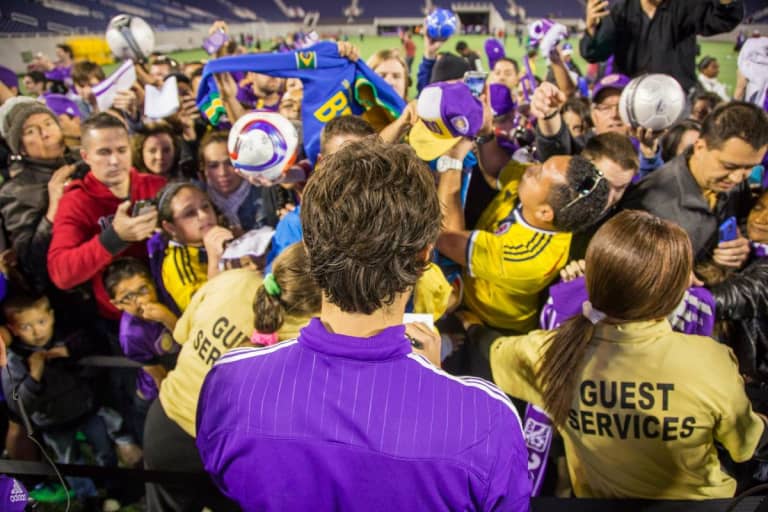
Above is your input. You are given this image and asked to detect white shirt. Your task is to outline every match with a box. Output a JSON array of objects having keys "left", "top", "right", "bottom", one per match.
[{"left": 698, "top": 74, "right": 731, "bottom": 101}]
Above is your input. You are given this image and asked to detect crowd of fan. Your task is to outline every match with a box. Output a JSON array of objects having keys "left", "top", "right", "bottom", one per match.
[{"left": 0, "top": 0, "right": 766, "bottom": 509}]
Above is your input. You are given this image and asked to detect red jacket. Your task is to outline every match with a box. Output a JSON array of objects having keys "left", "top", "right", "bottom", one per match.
[{"left": 48, "top": 168, "right": 166, "bottom": 319}]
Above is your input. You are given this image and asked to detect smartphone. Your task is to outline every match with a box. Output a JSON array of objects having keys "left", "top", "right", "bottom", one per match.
[
  {"left": 132, "top": 199, "right": 156, "bottom": 217},
  {"left": 748, "top": 164, "right": 765, "bottom": 188},
  {"left": 718, "top": 216, "right": 738, "bottom": 243},
  {"left": 202, "top": 30, "right": 229, "bottom": 55},
  {"left": 463, "top": 71, "right": 488, "bottom": 97}
]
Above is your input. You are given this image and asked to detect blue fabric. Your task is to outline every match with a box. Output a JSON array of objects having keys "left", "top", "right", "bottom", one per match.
[
  {"left": 417, "top": 57, "right": 436, "bottom": 94},
  {"left": 638, "top": 145, "right": 664, "bottom": 179},
  {"left": 196, "top": 42, "right": 406, "bottom": 164},
  {"left": 265, "top": 206, "right": 303, "bottom": 272}
]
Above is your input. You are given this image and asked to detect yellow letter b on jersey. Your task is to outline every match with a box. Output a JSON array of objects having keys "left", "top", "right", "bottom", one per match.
[{"left": 314, "top": 91, "right": 352, "bottom": 123}]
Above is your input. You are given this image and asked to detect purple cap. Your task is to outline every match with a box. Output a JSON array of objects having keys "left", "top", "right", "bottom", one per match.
[
  {"left": 0, "top": 476, "right": 27, "bottom": 512},
  {"left": 489, "top": 83, "right": 516, "bottom": 116},
  {"left": 0, "top": 66, "right": 18, "bottom": 90},
  {"left": 592, "top": 73, "right": 630, "bottom": 103},
  {"left": 484, "top": 38, "right": 506, "bottom": 71},
  {"left": 416, "top": 81, "right": 483, "bottom": 138},
  {"left": 42, "top": 93, "right": 81, "bottom": 118},
  {"left": 410, "top": 81, "right": 484, "bottom": 160},
  {"left": 561, "top": 42, "right": 574, "bottom": 55}
]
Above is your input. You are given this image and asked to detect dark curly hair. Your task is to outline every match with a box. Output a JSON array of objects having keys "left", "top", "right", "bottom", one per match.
[
  {"left": 548, "top": 155, "right": 610, "bottom": 233},
  {"left": 301, "top": 138, "right": 442, "bottom": 314}
]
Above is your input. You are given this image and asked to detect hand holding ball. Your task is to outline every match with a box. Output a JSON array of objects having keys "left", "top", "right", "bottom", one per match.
[{"left": 619, "top": 74, "right": 686, "bottom": 131}]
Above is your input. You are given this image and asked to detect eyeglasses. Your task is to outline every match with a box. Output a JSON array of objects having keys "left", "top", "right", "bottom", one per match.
[
  {"left": 593, "top": 102, "right": 620, "bottom": 114},
  {"left": 562, "top": 169, "right": 605, "bottom": 210},
  {"left": 115, "top": 285, "right": 150, "bottom": 306}
]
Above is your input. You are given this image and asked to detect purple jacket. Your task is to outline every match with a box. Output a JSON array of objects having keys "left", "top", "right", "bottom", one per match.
[
  {"left": 119, "top": 312, "right": 178, "bottom": 400},
  {"left": 541, "top": 276, "right": 715, "bottom": 335},
  {"left": 197, "top": 317, "right": 531, "bottom": 511}
]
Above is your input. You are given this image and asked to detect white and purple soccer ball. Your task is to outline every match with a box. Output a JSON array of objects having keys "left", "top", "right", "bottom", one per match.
[
  {"left": 619, "top": 74, "right": 686, "bottom": 131},
  {"left": 106, "top": 14, "right": 155, "bottom": 61},
  {"left": 228, "top": 111, "right": 299, "bottom": 184},
  {"left": 424, "top": 8, "right": 458, "bottom": 41}
]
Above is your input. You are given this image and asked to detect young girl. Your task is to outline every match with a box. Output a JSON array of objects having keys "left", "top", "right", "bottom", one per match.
[
  {"left": 251, "top": 242, "right": 322, "bottom": 346},
  {"left": 154, "top": 181, "right": 233, "bottom": 312}
]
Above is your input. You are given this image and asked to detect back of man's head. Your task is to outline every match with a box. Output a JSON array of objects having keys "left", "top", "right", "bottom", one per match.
[
  {"left": 319, "top": 115, "right": 376, "bottom": 156},
  {"left": 700, "top": 101, "right": 768, "bottom": 151},
  {"left": 582, "top": 132, "right": 639, "bottom": 173},
  {"left": 549, "top": 156, "right": 610, "bottom": 232},
  {"left": 301, "top": 139, "right": 441, "bottom": 315},
  {"left": 81, "top": 112, "right": 128, "bottom": 148}
]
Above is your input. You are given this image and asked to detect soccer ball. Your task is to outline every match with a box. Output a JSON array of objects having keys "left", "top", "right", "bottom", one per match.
[
  {"left": 228, "top": 112, "right": 299, "bottom": 184},
  {"left": 619, "top": 74, "right": 686, "bottom": 131},
  {"left": 106, "top": 14, "right": 155, "bottom": 61},
  {"left": 424, "top": 9, "right": 458, "bottom": 41}
]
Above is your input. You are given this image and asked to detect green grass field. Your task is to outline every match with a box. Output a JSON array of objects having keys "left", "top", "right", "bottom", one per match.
[{"left": 102, "top": 35, "right": 740, "bottom": 99}]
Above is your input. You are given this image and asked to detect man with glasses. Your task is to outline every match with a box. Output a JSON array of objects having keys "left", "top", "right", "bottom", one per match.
[
  {"left": 532, "top": 74, "right": 631, "bottom": 161},
  {"left": 622, "top": 102, "right": 768, "bottom": 266},
  {"left": 437, "top": 154, "right": 610, "bottom": 342}
]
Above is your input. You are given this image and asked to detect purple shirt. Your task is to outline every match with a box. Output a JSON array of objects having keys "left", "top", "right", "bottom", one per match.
[
  {"left": 119, "top": 313, "right": 178, "bottom": 400},
  {"left": 197, "top": 317, "right": 531, "bottom": 511}
]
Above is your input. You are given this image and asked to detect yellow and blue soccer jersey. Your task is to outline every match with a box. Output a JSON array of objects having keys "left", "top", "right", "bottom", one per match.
[
  {"left": 464, "top": 161, "right": 571, "bottom": 332},
  {"left": 412, "top": 262, "right": 453, "bottom": 321},
  {"left": 161, "top": 242, "right": 209, "bottom": 313},
  {"left": 196, "top": 41, "right": 405, "bottom": 163}
]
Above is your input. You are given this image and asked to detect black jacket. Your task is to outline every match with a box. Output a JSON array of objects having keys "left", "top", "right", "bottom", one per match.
[
  {"left": 1, "top": 336, "right": 96, "bottom": 431},
  {"left": 710, "top": 258, "right": 768, "bottom": 382},
  {"left": 620, "top": 149, "right": 752, "bottom": 262},
  {"left": 580, "top": 0, "right": 743, "bottom": 92},
  {"left": 0, "top": 150, "right": 81, "bottom": 292}
]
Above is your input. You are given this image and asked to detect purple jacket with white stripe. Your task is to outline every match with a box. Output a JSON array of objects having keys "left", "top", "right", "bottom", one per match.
[{"left": 196, "top": 317, "right": 531, "bottom": 511}]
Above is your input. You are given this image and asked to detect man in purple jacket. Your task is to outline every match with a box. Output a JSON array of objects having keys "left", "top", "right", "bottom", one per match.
[{"left": 196, "top": 138, "right": 531, "bottom": 510}]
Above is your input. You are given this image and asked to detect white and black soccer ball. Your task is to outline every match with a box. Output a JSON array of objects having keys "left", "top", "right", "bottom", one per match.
[
  {"left": 228, "top": 112, "right": 299, "bottom": 184},
  {"left": 106, "top": 14, "right": 155, "bottom": 61},
  {"left": 619, "top": 74, "right": 686, "bottom": 131}
]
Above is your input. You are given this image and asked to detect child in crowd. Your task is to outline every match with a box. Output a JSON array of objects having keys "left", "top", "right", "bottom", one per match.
[
  {"left": 251, "top": 242, "right": 322, "bottom": 345},
  {"left": 104, "top": 258, "right": 180, "bottom": 418},
  {"left": 152, "top": 182, "right": 234, "bottom": 313},
  {"left": 0, "top": 293, "right": 119, "bottom": 499}
]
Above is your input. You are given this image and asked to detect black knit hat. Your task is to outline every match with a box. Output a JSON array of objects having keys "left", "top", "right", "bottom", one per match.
[
  {"left": 0, "top": 98, "right": 60, "bottom": 155},
  {"left": 429, "top": 53, "right": 471, "bottom": 84}
]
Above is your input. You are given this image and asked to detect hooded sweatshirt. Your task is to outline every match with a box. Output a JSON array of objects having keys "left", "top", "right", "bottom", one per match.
[{"left": 47, "top": 168, "right": 166, "bottom": 319}]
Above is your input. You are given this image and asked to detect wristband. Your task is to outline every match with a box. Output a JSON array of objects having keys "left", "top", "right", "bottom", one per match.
[
  {"left": 541, "top": 109, "right": 560, "bottom": 121},
  {"left": 474, "top": 132, "right": 495, "bottom": 145}
]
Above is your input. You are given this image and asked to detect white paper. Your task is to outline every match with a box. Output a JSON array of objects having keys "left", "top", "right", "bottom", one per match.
[
  {"left": 92, "top": 60, "right": 136, "bottom": 112},
  {"left": 144, "top": 76, "right": 180, "bottom": 119},
  {"left": 403, "top": 313, "right": 435, "bottom": 330},
  {"left": 218, "top": 226, "right": 275, "bottom": 270}
]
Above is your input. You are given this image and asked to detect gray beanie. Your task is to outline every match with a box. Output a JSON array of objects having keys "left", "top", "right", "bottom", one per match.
[{"left": 0, "top": 97, "right": 61, "bottom": 155}]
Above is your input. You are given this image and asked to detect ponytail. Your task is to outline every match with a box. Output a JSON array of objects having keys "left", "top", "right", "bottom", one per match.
[
  {"left": 253, "top": 277, "right": 285, "bottom": 334},
  {"left": 537, "top": 315, "right": 596, "bottom": 427},
  {"left": 250, "top": 243, "right": 323, "bottom": 344}
]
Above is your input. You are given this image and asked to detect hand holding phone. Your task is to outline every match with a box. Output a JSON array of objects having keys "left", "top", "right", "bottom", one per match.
[
  {"left": 132, "top": 199, "right": 156, "bottom": 217},
  {"left": 464, "top": 71, "right": 488, "bottom": 97},
  {"left": 718, "top": 216, "right": 738, "bottom": 243}
]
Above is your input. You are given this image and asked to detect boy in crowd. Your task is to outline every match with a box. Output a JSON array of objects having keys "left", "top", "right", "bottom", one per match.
[
  {"left": 0, "top": 293, "right": 119, "bottom": 499},
  {"left": 104, "top": 258, "right": 179, "bottom": 439}
]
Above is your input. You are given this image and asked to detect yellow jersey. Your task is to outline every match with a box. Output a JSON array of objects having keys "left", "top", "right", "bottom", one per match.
[
  {"left": 465, "top": 161, "right": 571, "bottom": 332},
  {"left": 161, "top": 241, "right": 208, "bottom": 313}
]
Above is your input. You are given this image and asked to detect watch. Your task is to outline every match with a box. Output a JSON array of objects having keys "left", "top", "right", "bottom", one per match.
[{"left": 436, "top": 156, "right": 464, "bottom": 173}]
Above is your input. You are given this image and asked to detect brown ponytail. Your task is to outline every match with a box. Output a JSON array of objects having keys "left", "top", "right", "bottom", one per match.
[
  {"left": 253, "top": 242, "right": 322, "bottom": 334},
  {"left": 537, "top": 210, "right": 693, "bottom": 427}
]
